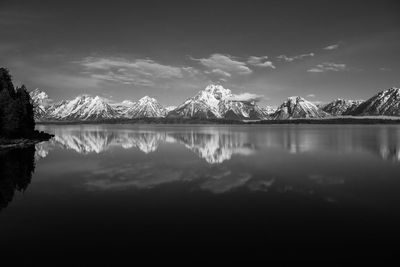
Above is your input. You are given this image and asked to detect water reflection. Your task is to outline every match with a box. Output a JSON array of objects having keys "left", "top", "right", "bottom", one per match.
[
  {"left": 2, "top": 126, "right": 399, "bottom": 259},
  {"left": 29, "top": 125, "right": 400, "bottom": 198},
  {"left": 36, "top": 125, "right": 400, "bottom": 163},
  {"left": 36, "top": 127, "right": 256, "bottom": 164},
  {"left": 261, "top": 126, "right": 400, "bottom": 161},
  {"left": 0, "top": 146, "right": 35, "bottom": 211}
]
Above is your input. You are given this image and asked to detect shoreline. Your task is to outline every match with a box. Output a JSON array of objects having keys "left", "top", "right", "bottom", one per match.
[
  {"left": 0, "top": 131, "right": 54, "bottom": 150},
  {"left": 35, "top": 116, "right": 400, "bottom": 125},
  {"left": 0, "top": 138, "right": 45, "bottom": 150}
]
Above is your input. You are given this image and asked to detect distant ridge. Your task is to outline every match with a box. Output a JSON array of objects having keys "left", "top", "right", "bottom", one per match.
[
  {"left": 272, "top": 96, "right": 329, "bottom": 119},
  {"left": 351, "top": 87, "right": 400, "bottom": 116},
  {"left": 322, "top": 99, "right": 364, "bottom": 116},
  {"left": 30, "top": 85, "right": 400, "bottom": 122}
]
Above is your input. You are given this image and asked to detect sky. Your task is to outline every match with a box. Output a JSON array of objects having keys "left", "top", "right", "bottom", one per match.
[{"left": 1, "top": 0, "right": 399, "bottom": 107}]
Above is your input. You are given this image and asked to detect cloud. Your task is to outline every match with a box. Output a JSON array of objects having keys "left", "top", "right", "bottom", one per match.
[
  {"left": 201, "top": 173, "right": 252, "bottom": 194},
  {"left": 227, "top": 92, "right": 264, "bottom": 102},
  {"left": 256, "top": 61, "right": 276, "bottom": 69},
  {"left": 79, "top": 57, "right": 190, "bottom": 86},
  {"left": 307, "top": 62, "right": 348, "bottom": 73},
  {"left": 247, "top": 56, "right": 276, "bottom": 69},
  {"left": 191, "top": 53, "right": 252, "bottom": 76},
  {"left": 307, "top": 94, "right": 316, "bottom": 98},
  {"left": 86, "top": 163, "right": 184, "bottom": 190},
  {"left": 247, "top": 56, "right": 268, "bottom": 65},
  {"left": 307, "top": 68, "right": 324, "bottom": 73},
  {"left": 311, "top": 100, "right": 324, "bottom": 106},
  {"left": 323, "top": 44, "right": 340, "bottom": 50},
  {"left": 91, "top": 73, "right": 154, "bottom": 86},
  {"left": 276, "top": 53, "right": 315, "bottom": 62},
  {"left": 208, "top": 68, "right": 232, "bottom": 77}
]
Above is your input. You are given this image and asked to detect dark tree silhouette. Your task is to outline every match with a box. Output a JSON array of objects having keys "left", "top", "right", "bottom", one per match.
[
  {"left": 0, "top": 67, "right": 47, "bottom": 138},
  {"left": 0, "top": 67, "right": 15, "bottom": 98},
  {"left": 0, "top": 146, "right": 35, "bottom": 211},
  {"left": 16, "top": 85, "right": 36, "bottom": 135}
]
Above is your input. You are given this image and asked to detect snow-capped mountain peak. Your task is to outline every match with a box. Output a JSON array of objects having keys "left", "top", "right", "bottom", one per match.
[
  {"left": 30, "top": 88, "right": 51, "bottom": 120},
  {"left": 48, "top": 94, "right": 118, "bottom": 121},
  {"left": 203, "top": 84, "right": 232, "bottom": 100},
  {"left": 322, "top": 98, "right": 364, "bottom": 115},
  {"left": 351, "top": 87, "right": 400, "bottom": 116},
  {"left": 110, "top": 100, "right": 136, "bottom": 115},
  {"left": 32, "top": 86, "right": 399, "bottom": 121},
  {"left": 171, "top": 84, "right": 268, "bottom": 120},
  {"left": 124, "top": 96, "right": 166, "bottom": 118},
  {"left": 138, "top": 95, "right": 158, "bottom": 104},
  {"left": 30, "top": 88, "right": 49, "bottom": 102},
  {"left": 272, "top": 96, "right": 329, "bottom": 119}
]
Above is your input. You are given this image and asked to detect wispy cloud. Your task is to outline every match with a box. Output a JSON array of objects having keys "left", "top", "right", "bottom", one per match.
[
  {"left": 311, "top": 100, "right": 324, "bottom": 106},
  {"left": 207, "top": 68, "right": 232, "bottom": 77},
  {"left": 307, "top": 94, "right": 316, "bottom": 98},
  {"left": 276, "top": 52, "right": 315, "bottom": 62},
  {"left": 247, "top": 56, "right": 276, "bottom": 69},
  {"left": 307, "top": 62, "right": 348, "bottom": 73},
  {"left": 79, "top": 57, "right": 191, "bottom": 86},
  {"left": 323, "top": 44, "right": 340, "bottom": 50},
  {"left": 227, "top": 92, "right": 264, "bottom": 102},
  {"left": 90, "top": 73, "right": 154, "bottom": 86},
  {"left": 191, "top": 53, "right": 252, "bottom": 77},
  {"left": 81, "top": 57, "right": 183, "bottom": 78}
]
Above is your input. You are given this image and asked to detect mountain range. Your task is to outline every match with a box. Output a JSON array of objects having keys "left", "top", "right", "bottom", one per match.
[{"left": 30, "top": 85, "right": 400, "bottom": 122}]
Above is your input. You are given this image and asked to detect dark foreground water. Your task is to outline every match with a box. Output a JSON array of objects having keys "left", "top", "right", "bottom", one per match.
[{"left": 1, "top": 124, "right": 400, "bottom": 263}]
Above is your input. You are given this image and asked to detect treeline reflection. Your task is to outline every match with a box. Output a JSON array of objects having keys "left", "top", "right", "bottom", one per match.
[{"left": 0, "top": 146, "right": 35, "bottom": 211}]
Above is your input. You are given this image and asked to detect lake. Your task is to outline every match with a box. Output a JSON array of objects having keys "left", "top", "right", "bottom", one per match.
[{"left": 1, "top": 124, "right": 400, "bottom": 263}]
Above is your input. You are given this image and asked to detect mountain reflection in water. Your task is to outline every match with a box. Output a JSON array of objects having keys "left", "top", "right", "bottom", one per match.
[
  {"left": 30, "top": 125, "right": 400, "bottom": 195},
  {"left": 36, "top": 127, "right": 256, "bottom": 163},
  {"left": 36, "top": 125, "right": 400, "bottom": 163},
  {"left": 2, "top": 125, "right": 400, "bottom": 262}
]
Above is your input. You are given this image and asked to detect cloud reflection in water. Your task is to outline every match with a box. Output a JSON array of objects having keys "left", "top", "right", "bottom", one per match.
[{"left": 34, "top": 125, "right": 400, "bottom": 196}]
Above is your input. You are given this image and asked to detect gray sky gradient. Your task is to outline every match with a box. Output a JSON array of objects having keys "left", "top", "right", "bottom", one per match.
[{"left": 1, "top": 0, "right": 399, "bottom": 106}]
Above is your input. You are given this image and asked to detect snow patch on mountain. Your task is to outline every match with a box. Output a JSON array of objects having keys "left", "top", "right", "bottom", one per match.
[
  {"left": 322, "top": 99, "right": 364, "bottom": 115},
  {"left": 171, "top": 84, "right": 268, "bottom": 120},
  {"left": 48, "top": 95, "right": 118, "bottom": 121},
  {"left": 31, "top": 86, "right": 399, "bottom": 121},
  {"left": 165, "top": 106, "right": 177, "bottom": 112},
  {"left": 351, "top": 87, "right": 400, "bottom": 116},
  {"left": 111, "top": 100, "right": 136, "bottom": 115},
  {"left": 30, "top": 88, "right": 51, "bottom": 120},
  {"left": 124, "top": 96, "right": 167, "bottom": 118},
  {"left": 272, "top": 96, "right": 329, "bottom": 119},
  {"left": 261, "top": 106, "right": 277, "bottom": 115}
]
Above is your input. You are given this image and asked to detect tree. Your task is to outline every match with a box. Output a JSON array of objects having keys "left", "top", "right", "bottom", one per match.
[
  {"left": 0, "top": 68, "right": 15, "bottom": 98},
  {"left": 16, "top": 85, "right": 35, "bottom": 135},
  {"left": 0, "top": 68, "right": 36, "bottom": 137}
]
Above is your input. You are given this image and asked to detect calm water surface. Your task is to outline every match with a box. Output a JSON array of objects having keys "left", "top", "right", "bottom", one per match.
[{"left": 1, "top": 124, "right": 400, "bottom": 261}]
